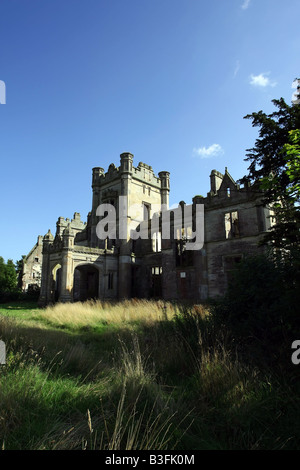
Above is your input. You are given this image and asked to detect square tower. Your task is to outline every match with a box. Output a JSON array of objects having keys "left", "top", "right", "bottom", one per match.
[{"left": 90, "top": 153, "right": 170, "bottom": 247}]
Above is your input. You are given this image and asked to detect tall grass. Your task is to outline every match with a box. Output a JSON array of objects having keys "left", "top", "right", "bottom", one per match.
[
  {"left": 34, "top": 299, "right": 177, "bottom": 330},
  {"left": 0, "top": 299, "right": 299, "bottom": 450}
]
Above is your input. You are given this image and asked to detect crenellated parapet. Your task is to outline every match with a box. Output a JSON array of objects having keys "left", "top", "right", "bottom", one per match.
[
  {"left": 56, "top": 212, "right": 86, "bottom": 237},
  {"left": 91, "top": 153, "right": 168, "bottom": 189},
  {"left": 132, "top": 161, "right": 161, "bottom": 188}
]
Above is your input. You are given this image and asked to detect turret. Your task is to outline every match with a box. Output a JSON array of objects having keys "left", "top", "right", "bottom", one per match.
[
  {"left": 62, "top": 223, "right": 75, "bottom": 248},
  {"left": 92, "top": 167, "right": 105, "bottom": 187},
  {"left": 43, "top": 229, "right": 54, "bottom": 244},
  {"left": 210, "top": 169, "right": 223, "bottom": 194},
  {"left": 158, "top": 171, "right": 170, "bottom": 208},
  {"left": 120, "top": 152, "right": 133, "bottom": 174}
]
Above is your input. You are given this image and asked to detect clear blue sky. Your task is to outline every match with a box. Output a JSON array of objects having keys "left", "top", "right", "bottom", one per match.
[{"left": 0, "top": 0, "right": 299, "bottom": 263}]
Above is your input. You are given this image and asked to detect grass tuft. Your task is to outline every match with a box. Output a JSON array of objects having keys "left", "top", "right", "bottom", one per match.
[{"left": 0, "top": 299, "right": 299, "bottom": 450}]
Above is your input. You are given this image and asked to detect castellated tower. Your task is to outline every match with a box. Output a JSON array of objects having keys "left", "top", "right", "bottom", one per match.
[
  {"left": 39, "top": 152, "right": 170, "bottom": 306},
  {"left": 90, "top": 152, "right": 170, "bottom": 247},
  {"left": 89, "top": 152, "right": 170, "bottom": 298}
]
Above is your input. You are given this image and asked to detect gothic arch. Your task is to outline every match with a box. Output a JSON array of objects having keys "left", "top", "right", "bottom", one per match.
[
  {"left": 73, "top": 262, "right": 102, "bottom": 301},
  {"left": 51, "top": 263, "right": 62, "bottom": 302}
]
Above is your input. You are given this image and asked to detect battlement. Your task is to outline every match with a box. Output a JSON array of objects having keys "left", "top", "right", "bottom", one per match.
[
  {"left": 92, "top": 153, "right": 169, "bottom": 190},
  {"left": 56, "top": 212, "right": 86, "bottom": 237},
  {"left": 132, "top": 161, "right": 161, "bottom": 187}
]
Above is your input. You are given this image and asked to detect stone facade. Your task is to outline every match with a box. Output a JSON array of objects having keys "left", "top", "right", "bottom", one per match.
[
  {"left": 21, "top": 235, "right": 43, "bottom": 292},
  {"left": 38, "top": 153, "right": 272, "bottom": 306}
]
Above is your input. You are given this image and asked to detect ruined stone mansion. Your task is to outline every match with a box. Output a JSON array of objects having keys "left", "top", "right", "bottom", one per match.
[{"left": 21, "top": 152, "right": 273, "bottom": 305}]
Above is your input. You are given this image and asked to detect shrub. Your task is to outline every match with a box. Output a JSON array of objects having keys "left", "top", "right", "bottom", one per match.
[{"left": 212, "top": 253, "right": 300, "bottom": 363}]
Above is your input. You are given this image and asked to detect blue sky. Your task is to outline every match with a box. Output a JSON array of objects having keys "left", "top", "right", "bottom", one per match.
[{"left": 0, "top": 0, "right": 299, "bottom": 263}]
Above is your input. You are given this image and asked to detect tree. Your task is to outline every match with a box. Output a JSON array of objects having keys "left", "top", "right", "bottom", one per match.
[
  {"left": 284, "top": 129, "right": 300, "bottom": 201},
  {"left": 15, "top": 257, "right": 25, "bottom": 289},
  {"left": 0, "top": 257, "right": 18, "bottom": 293},
  {"left": 5, "top": 259, "right": 18, "bottom": 292},
  {"left": 242, "top": 81, "right": 300, "bottom": 251},
  {"left": 0, "top": 257, "right": 6, "bottom": 291}
]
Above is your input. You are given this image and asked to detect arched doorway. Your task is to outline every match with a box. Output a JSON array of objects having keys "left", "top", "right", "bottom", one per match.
[
  {"left": 52, "top": 264, "right": 62, "bottom": 302},
  {"left": 73, "top": 264, "right": 100, "bottom": 301}
]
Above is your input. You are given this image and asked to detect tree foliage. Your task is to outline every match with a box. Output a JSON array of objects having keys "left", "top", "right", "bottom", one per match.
[
  {"left": 242, "top": 82, "right": 300, "bottom": 250},
  {"left": 0, "top": 257, "right": 18, "bottom": 294},
  {"left": 215, "top": 83, "right": 300, "bottom": 363},
  {"left": 212, "top": 253, "right": 300, "bottom": 366}
]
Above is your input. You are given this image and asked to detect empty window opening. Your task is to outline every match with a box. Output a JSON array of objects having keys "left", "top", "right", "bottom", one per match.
[
  {"left": 151, "top": 266, "right": 162, "bottom": 275},
  {"left": 143, "top": 202, "right": 151, "bottom": 221},
  {"left": 151, "top": 266, "right": 162, "bottom": 298},
  {"left": 176, "top": 226, "right": 193, "bottom": 241},
  {"left": 108, "top": 272, "right": 114, "bottom": 290},
  {"left": 225, "top": 211, "right": 239, "bottom": 239},
  {"left": 152, "top": 232, "right": 162, "bottom": 252}
]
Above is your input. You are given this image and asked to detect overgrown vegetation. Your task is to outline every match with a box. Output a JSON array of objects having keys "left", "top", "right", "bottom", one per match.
[
  {"left": 241, "top": 80, "right": 300, "bottom": 251},
  {"left": 1, "top": 84, "right": 299, "bottom": 450},
  {"left": 0, "top": 280, "right": 299, "bottom": 450},
  {"left": 0, "top": 256, "right": 39, "bottom": 303},
  {"left": 0, "top": 257, "right": 18, "bottom": 301}
]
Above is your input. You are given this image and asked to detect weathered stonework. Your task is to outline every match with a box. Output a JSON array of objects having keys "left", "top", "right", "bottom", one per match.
[
  {"left": 37, "top": 153, "right": 272, "bottom": 306},
  {"left": 21, "top": 235, "right": 43, "bottom": 292}
]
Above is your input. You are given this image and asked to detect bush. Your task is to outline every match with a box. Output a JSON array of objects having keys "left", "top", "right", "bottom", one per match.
[{"left": 211, "top": 253, "right": 300, "bottom": 362}]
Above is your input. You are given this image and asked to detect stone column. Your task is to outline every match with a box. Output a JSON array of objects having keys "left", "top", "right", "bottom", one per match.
[
  {"left": 91, "top": 167, "right": 105, "bottom": 247},
  {"left": 158, "top": 171, "right": 170, "bottom": 208},
  {"left": 59, "top": 224, "right": 75, "bottom": 303},
  {"left": 118, "top": 152, "right": 133, "bottom": 298},
  {"left": 38, "top": 230, "right": 54, "bottom": 307}
]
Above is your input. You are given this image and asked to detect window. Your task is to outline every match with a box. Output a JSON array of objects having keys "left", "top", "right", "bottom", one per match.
[
  {"left": 227, "top": 187, "right": 231, "bottom": 197},
  {"left": 151, "top": 266, "right": 162, "bottom": 275},
  {"left": 176, "top": 226, "right": 193, "bottom": 241},
  {"left": 175, "top": 226, "right": 194, "bottom": 267},
  {"left": 34, "top": 257, "right": 39, "bottom": 262},
  {"left": 151, "top": 266, "right": 162, "bottom": 297},
  {"left": 108, "top": 272, "right": 114, "bottom": 290},
  {"left": 152, "top": 232, "right": 162, "bottom": 252},
  {"left": 143, "top": 202, "right": 151, "bottom": 221},
  {"left": 225, "top": 211, "right": 239, "bottom": 239}
]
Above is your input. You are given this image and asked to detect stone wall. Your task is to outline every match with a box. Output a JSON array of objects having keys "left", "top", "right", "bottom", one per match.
[
  {"left": 21, "top": 235, "right": 43, "bottom": 291},
  {"left": 37, "top": 154, "right": 272, "bottom": 306}
]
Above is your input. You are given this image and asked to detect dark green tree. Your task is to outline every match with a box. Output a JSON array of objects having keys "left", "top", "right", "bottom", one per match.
[
  {"left": 15, "top": 257, "right": 25, "bottom": 289},
  {"left": 0, "top": 256, "right": 6, "bottom": 291},
  {"left": 0, "top": 257, "right": 18, "bottom": 293},
  {"left": 5, "top": 259, "right": 18, "bottom": 292},
  {"left": 242, "top": 80, "right": 300, "bottom": 251}
]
